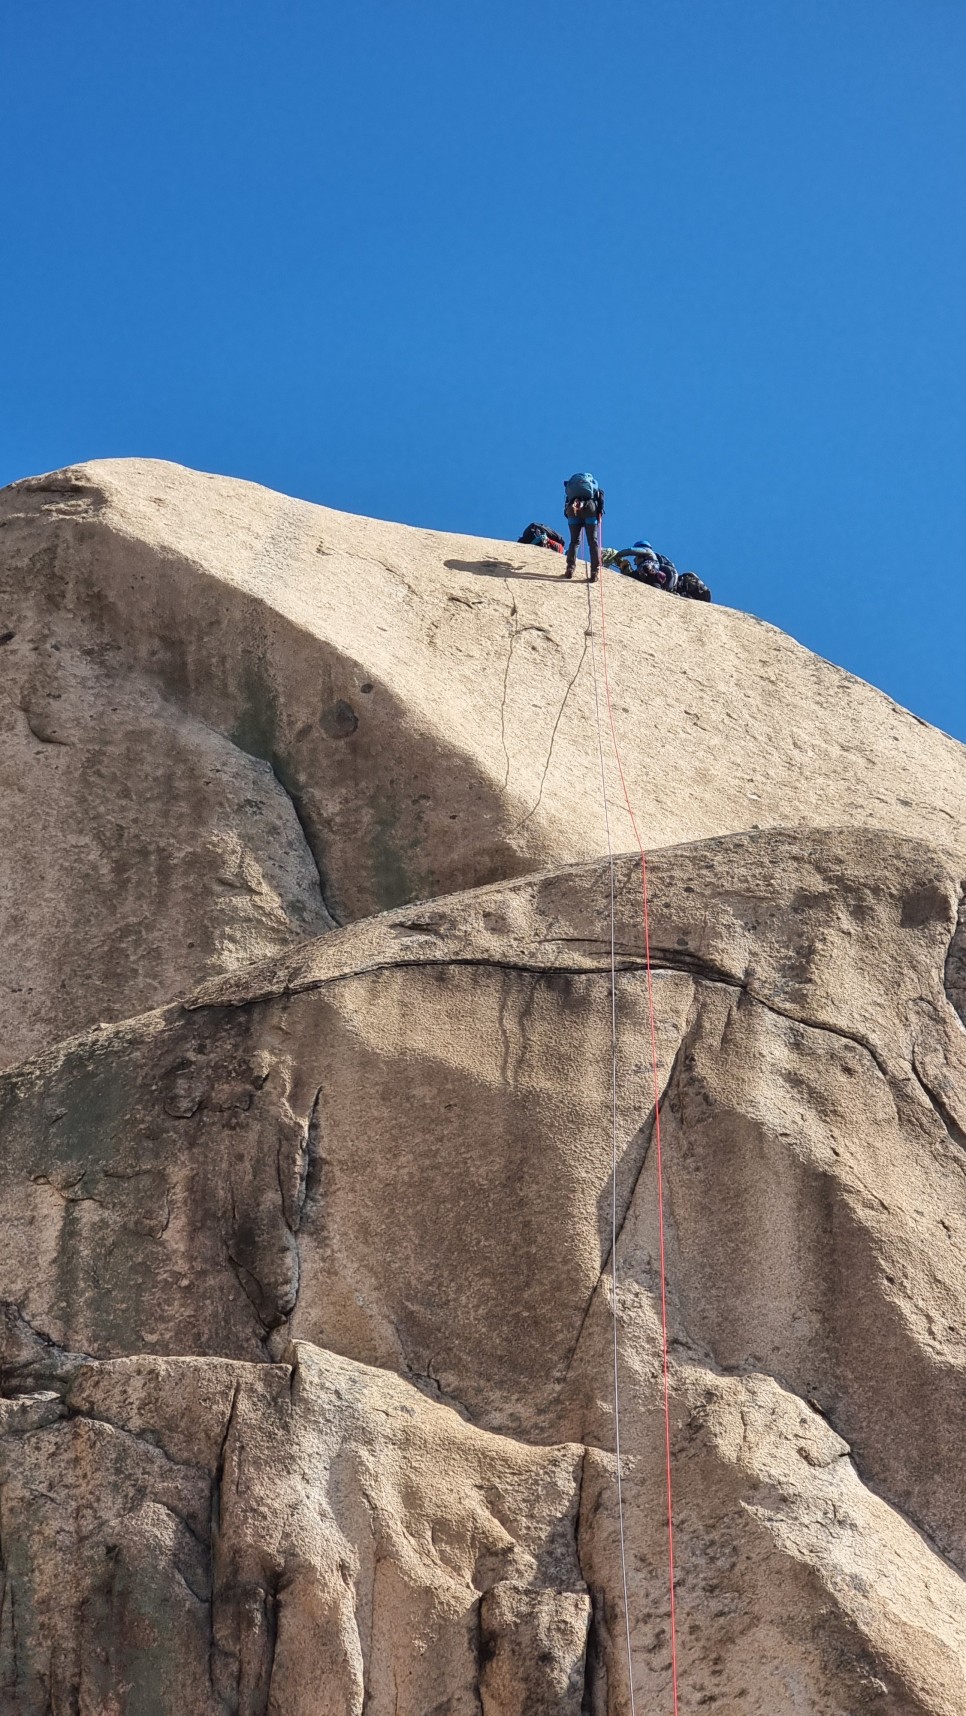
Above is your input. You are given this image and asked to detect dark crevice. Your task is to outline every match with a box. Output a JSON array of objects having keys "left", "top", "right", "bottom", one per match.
[
  {"left": 187, "top": 953, "right": 665, "bottom": 1018},
  {"left": 226, "top": 1250, "right": 293, "bottom": 1336},
  {"left": 563, "top": 1009, "right": 698, "bottom": 1389},
  {"left": 208, "top": 1379, "right": 243, "bottom": 1708},
  {"left": 473, "top": 1592, "right": 488, "bottom": 1716},
  {"left": 261, "top": 1571, "right": 282, "bottom": 1716},
  {"left": 563, "top": 1127, "right": 651, "bottom": 1387},
  {"left": 943, "top": 890, "right": 966, "bottom": 1028},
  {"left": 267, "top": 757, "right": 342, "bottom": 929},
  {"left": 292, "top": 1094, "right": 314, "bottom": 1233},
  {"left": 300, "top": 1085, "right": 325, "bottom": 1229},
  {"left": 0, "top": 1302, "right": 90, "bottom": 1398},
  {"left": 579, "top": 1590, "right": 606, "bottom": 1716},
  {"left": 276, "top": 1136, "right": 297, "bottom": 1238},
  {"left": 211, "top": 1381, "right": 241, "bottom": 1544},
  {"left": 287, "top": 1348, "right": 301, "bottom": 1411},
  {"left": 575, "top": 1450, "right": 606, "bottom": 1716},
  {"left": 909, "top": 1056, "right": 966, "bottom": 1158}
]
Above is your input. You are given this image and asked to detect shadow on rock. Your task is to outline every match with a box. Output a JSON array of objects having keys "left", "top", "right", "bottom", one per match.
[{"left": 444, "top": 557, "right": 567, "bottom": 582}]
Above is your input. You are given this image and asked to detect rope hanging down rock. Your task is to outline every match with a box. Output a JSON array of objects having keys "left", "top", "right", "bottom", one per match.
[{"left": 584, "top": 540, "right": 681, "bottom": 1716}]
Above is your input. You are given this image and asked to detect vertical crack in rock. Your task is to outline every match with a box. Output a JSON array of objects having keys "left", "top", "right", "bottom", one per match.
[
  {"left": 267, "top": 1086, "right": 325, "bottom": 1359},
  {"left": 473, "top": 1591, "right": 489, "bottom": 1716},
  {"left": 261, "top": 1569, "right": 281, "bottom": 1716},
  {"left": 580, "top": 1592, "right": 606, "bottom": 1716},
  {"left": 498, "top": 588, "right": 520, "bottom": 791},
  {"left": 563, "top": 1017, "right": 694, "bottom": 1386},
  {"left": 211, "top": 1381, "right": 241, "bottom": 1546},
  {"left": 267, "top": 759, "right": 342, "bottom": 930},
  {"left": 944, "top": 889, "right": 966, "bottom": 1028},
  {"left": 302, "top": 1084, "right": 325, "bottom": 1223},
  {"left": 0, "top": 1481, "right": 13, "bottom": 1699},
  {"left": 209, "top": 1381, "right": 241, "bottom": 1703},
  {"left": 514, "top": 624, "right": 590, "bottom": 831},
  {"left": 575, "top": 1450, "right": 605, "bottom": 1716},
  {"left": 909, "top": 1058, "right": 966, "bottom": 1157}
]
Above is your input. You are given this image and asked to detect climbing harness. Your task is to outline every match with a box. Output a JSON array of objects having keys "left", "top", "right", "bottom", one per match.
[{"left": 585, "top": 536, "right": 681, "bottom": 1715}]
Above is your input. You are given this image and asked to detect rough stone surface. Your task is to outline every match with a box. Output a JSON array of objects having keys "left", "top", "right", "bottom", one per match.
[
  {"left": 4, "top": 457, "right": 966, "bottom": 1065},
  {"left": 2, "top": 460, "right": 966, "bottom": 1711},
  {"left": 0, "top": 1345, "right": 589, "bottom": 1716},
  {"left": 2, "top": 826, "right": 966, "bottom": 1709}
]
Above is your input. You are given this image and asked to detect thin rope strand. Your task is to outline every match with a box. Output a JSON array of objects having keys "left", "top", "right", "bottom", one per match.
[
  {"left": 596, "top": 565, "right": 681, "bottom": 1716},
  {"left": 584, "top": 557, "right": 638, "bottom": 1716}
]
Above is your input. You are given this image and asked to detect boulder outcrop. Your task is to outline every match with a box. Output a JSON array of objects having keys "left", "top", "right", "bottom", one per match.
[{"left": 1, "top": 460, "right": 965, "bottom": 1712}]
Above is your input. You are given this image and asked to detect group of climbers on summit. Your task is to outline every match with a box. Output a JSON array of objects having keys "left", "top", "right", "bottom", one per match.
[{"left": 518, "top": 472, "right": 712, "bottom": 601}]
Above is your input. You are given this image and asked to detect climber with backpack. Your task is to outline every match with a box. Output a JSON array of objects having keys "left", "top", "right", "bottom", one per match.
[
  {"left": 612, "top": 540, "right": 713, "bottom": 602},
  {"left": 614, "top": 541, "right": 680, "bottom": 592},
  {"left": 563, "top": 473, "right": 604, "bottom": 581}
]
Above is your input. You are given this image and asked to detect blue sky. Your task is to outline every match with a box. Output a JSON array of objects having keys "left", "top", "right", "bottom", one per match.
[{"left": 2, "top": 0, "right": 964, "bottom": 740}]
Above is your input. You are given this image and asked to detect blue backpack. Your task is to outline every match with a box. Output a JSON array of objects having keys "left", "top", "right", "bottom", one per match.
[
  {"left": 564, "top": 472, "right": 600, "bottom": 519},
  {"left": 565, "top": 472, "right": 598, "bottom": 502}
]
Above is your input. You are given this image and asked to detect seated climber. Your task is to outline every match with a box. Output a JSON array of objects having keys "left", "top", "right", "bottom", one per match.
[
  {"left": 612, "top": 543, "right": 712, "bottom": 599},
  {"left": 563, "top": 473, "right": 604, "bottom": 582},
  {"left": 614, "top": 541, "right": 679, "bottom": 592},
  {"left": 518, "top": 522, "right": 566, "bottom": 554}
]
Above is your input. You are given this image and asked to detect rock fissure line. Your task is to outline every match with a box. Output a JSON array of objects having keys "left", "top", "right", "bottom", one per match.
[
  {"left": 183, "top": 944, "right": 891, "bottom": 1092},
  {"left": 61, "top": 1401, "right": 206, "bottom": 1487},
  {"left": 910, "top": 1056, "right": 966, "bottom": 1160},
  {"left": 189, "top": 947, "right": 907, "bottom": 1125},
  {"left": 211, "top": 1381, "right": 241, "bottom": 1546},
  {"left": 512, "top": 624, "right": 590, "bottom": 832},
  {"left": 944, "top": 889, "right": 966, "bottom": 1026},
  {"left": 266, "top": 759, "right": 341, "bottom": 930},
  {"left": 0, "top": 1303, "right": 88, "bottom": 1398},
  {"left": 497, "top": 588, "right": 520, "bottom": 792},
  {"left": 561, "top": 1023, "right": 694, "bottom": 1391}
]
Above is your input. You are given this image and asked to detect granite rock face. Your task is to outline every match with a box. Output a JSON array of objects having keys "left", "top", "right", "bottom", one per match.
[
  {"left": 3, "top": 457, "right": 966, "bottom": 1065},
  {"left": 1, "top": 461, "right": 966, "bottom": 1713},
  {"left": 0, "top": 1346, "right": 590, "bottom": 1716}
]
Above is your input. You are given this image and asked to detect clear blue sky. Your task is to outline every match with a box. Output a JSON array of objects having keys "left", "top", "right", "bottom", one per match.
[{"left": 3, "top": 1, "right": 964, "bottom": 740}]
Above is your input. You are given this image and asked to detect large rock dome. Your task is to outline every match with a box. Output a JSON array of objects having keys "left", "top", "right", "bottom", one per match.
[{"left": 1, "top": 459, "right": 964, "bottom": 1713}]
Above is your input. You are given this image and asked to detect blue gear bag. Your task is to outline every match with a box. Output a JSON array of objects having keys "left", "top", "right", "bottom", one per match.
[{"left": 565, "top": 472, "right": 598, "bottom": 504}]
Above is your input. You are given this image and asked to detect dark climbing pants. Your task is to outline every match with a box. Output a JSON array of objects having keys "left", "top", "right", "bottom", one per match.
[{"left": 566, "top": 517, "right": 601, "bottom": 573}]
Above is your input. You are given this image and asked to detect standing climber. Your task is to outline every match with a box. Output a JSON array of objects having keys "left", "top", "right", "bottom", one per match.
[{"left": 563, "top": 473, "right": 604, "bottom": 581}]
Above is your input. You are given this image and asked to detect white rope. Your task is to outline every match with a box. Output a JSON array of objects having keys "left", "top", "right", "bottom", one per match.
[{"left": 585, "top": 570, "right": 637, "bottom": 1716}]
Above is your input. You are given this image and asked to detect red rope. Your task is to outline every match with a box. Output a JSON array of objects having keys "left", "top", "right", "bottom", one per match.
[{"left": 595, "top": 562, "right": 681, "bottom": 1715}]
